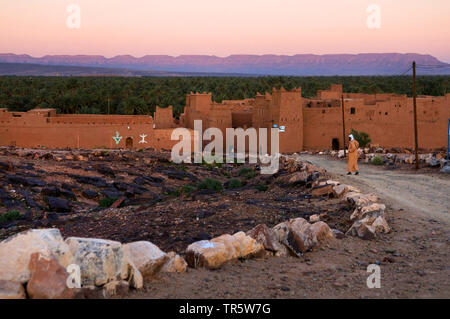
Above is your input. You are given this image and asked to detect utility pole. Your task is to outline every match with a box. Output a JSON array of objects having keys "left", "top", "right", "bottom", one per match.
[
  {"left": 341, "top": 94, "right": 346, "bottom": 157},
  {"left": 412, "top": 61, "right": 419, "bottom": 170},
  {"left": 447, "top": 119, "right": 449, "bottom": 163}
]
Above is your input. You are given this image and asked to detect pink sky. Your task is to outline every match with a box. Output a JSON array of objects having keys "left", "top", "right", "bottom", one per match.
[{"left": 1, "top": 0, "right": 449, "bottom": 62}]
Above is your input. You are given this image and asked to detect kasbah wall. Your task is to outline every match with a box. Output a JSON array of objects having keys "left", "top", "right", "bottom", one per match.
[{"left": 0, "top": 84, "right": 449, "bottom": 153}]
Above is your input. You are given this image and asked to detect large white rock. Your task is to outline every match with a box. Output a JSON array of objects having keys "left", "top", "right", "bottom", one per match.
[
  {"left": 210, "top": 234, "right": 240, "bottom": 260},
  {"left": 344, "top": 192, "right": 378, "bottom": 207},
  {"left": 161, "top": 252, "right": 188, "bottom": 273},
  {"left": 271, "top": 218, "right": 334, "bottom": 257},
  {"left": 347, "top": 215, "right": 390, "bottom": 240},
  {"left": 0, "top": 229, "right": 73, "bottom": 283},
  {"left": 350, "top": 203, "right": 386, "bottom": 221},
  {"left": 333, "top": 184, "right": 359, "bottom": 198},
  {"left": 231, "top": 231, "right": 264, "bottom": 258},
  {"left": 371, "top": 216, "right": 391, "bottom": 234},
  {"left": 185, "top": 232, "right": 264, "bottom": 270},
  {"left": 65, "top": 237, "right": 128, "bottom": 287},
  {"left": 246, "top": 224, "right": 279, "bottom": 253},
  {"left": 270, "top": 222, "right": 292, "bottom": 256},
  {"left": 185, "top": 240, "right": 230, "bottom": 269},
  {"left": 123, "top": 241, "right": 168, "bottom": 278},
  {"left": 309, "top": 221, "right": 334, "bottom": 246},
  {"left": 287, "top": 218, "right": 333, "bottom": 253}
]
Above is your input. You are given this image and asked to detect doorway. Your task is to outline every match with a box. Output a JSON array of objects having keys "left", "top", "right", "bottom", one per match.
[
  {"left": 126, "top": 137, "right": 133, "bottom": 149},
  {"left": 332, "top": 138, "right": 340, "bottom": 150}
]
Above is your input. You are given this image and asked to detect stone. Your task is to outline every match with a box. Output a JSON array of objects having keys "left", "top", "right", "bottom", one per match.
[
  {"left": 344, "top": 192, "right": 378, "bottom": 207},
  {"left": 27, "top": 252, "right": 79, "bottom": 299},
  {"left": 82, "top": 189, "right": 98, "bottom": 199},
  {"left": 350, "top": 203, "right": 386, "bottom": 221},
  {"left": 65, "top": 237, "right": 128, "bottom": 287},
  {"left": 231, "top": 231, "right": 265, "bottom": 258},
  {"left": 278, "top": 171, "right": 309, "bottom": 186},
  {"left": 288, "top": 217, "right": 311, "bottom": 235},
  {"left": 284, "top": 230, "right": 307, "bottom": 256},
  {"left": 309, "top": 221, "right": 334, "bottom": 245},
  {"left": 331, "top": 229, "right": 345, "bottom": 239},
  {"left": 186, "top": 232, "right": 265, "bottom": 269},
  {"left": 42, "top": 186, "right": 62, "bottom": 197},
  {"left": 25, "top": 177, "right": 46, "bottom": 187},
  {"left": 285, "top": 218, "right": 333, "bottom": 252},
  {"left": 371, "top": 216, "right": 391, "bottom": 234},
  {"left": 110, "top": 197, "right": 126, "bottom": 208},
  {"left": 96, "top": 165, "right": 115, "bottom": 178},
  {"left": 47, "top": 196, "right": 71, "bottom": 212},
  {"left": 311, "top": 184, "right": 334, "bottom": 197},
  {"left": 346, "top": 220, "right": 376, "bottom": 240},
  {"left": 185, "top": 240, "right": 229, "bottom": 269},
  {"left": 246, "top": 224, "right": 278, "bottom": 252},
  {"left": 309, "top": 214, "right": 320, "bottom": 223},
  {"left": 0, "top": 280, "right": 26, "bottom": 299},
  {"left": 338, "top": 150, "right": 345, "bottom": 158},
  {"left": 427, "top": 158, "right": 440, "bottom": 168},
  {"left": 0, "top": 229, "right": 73, "bottom": 283},
  {"left": 127, "top": 262, "right": 143, "bottom": 289},
  {"left": 74, "top": 155, "right": 87, "bottom": 161},
  {"left": 161, "top": 252, "right": 188, "bottom": 273},
  {"left": 441, "top": 165, "right": 450, "bottom": 174},
  {"left": 122, "top": 241, "right": 168, "bottom": 278},
  {"left": 270, "top": 222, "right": 292, "bottom": 256},
  {"left": 210, "top": 234, "right": 240, "bottom": 260},
  {"left": 333, "top": 184, "right": 359, "bottom": 198}
]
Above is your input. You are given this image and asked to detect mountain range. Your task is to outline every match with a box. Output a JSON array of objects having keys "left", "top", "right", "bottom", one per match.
[{"left": 0, "top": 53, "right": 449, "bottom": 76}]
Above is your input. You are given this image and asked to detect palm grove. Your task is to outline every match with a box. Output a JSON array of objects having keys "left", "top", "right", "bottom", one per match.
[{"left": 0, "top": 76, "right": 448, "bottom": 118}]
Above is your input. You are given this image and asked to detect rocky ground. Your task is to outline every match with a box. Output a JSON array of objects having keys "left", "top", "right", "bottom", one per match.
[
  {"left": 0, "top": 147, "right": 448, "bottom": 299},
  {"left": 0, "top": 148, "right": 349, "bottom": 249}
]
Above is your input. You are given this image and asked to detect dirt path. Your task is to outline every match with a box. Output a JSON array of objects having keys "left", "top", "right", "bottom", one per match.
[{"left": 295, "top": 154, "right": 450, "bottom": 225}]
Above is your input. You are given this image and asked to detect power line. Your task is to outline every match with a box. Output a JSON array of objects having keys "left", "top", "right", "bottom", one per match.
[
  {"left": 398, "top": 66, "right": 413, "bottom": 76},
  {"left": 416, "top": 64, "right": 450, "bottom": 69}
]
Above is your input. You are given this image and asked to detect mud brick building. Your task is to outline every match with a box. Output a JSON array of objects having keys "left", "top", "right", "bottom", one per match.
[{"left": 0, "top": 84, "right": 449, "bottom": 152}]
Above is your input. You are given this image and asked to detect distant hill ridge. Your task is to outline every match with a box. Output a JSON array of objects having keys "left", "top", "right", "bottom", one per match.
[{"left": 0, "top": 53, "right": 449, "bottom": 76}]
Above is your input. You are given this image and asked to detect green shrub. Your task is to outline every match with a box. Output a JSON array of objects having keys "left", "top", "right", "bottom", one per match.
[
  {"left": 202, "top": 158, "right": 222, "bottom": 169},
  {"left": 197, "top": 178, "right": 223, "bottom": 192},
  {"left": 371, "top": 156, "right": 384, "bottom": 166},
  {"left": 351, "top": 129, "right": 372, "bottom": 148},
  {"left": 245, "top": 171, "right": 256, "bottom": 179},
  {"left": 0, "top": 210, "right": 21, "bottom": 222},
  {"left": 99, "top": 197, "right": 117, "bottom": 208},
  {"left": 173, "top": 185, "right": 196, "bottom": 197},
  {"left": 221, "top": 170, "right": 231, "bottom": 177},
  {"left": 255, "top": 184, "right": 269, "bottom": 192},
  {"left": 238, "top": 167, "right": 253, "bottom": 176},
  {"left": 226, "top": 179, "right": 242, "bottom": 189}
]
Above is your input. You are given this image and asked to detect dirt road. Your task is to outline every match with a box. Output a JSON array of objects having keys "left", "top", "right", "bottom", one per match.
[{"left": 295, "top": 154, "right": 450, "bottom": 225}]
